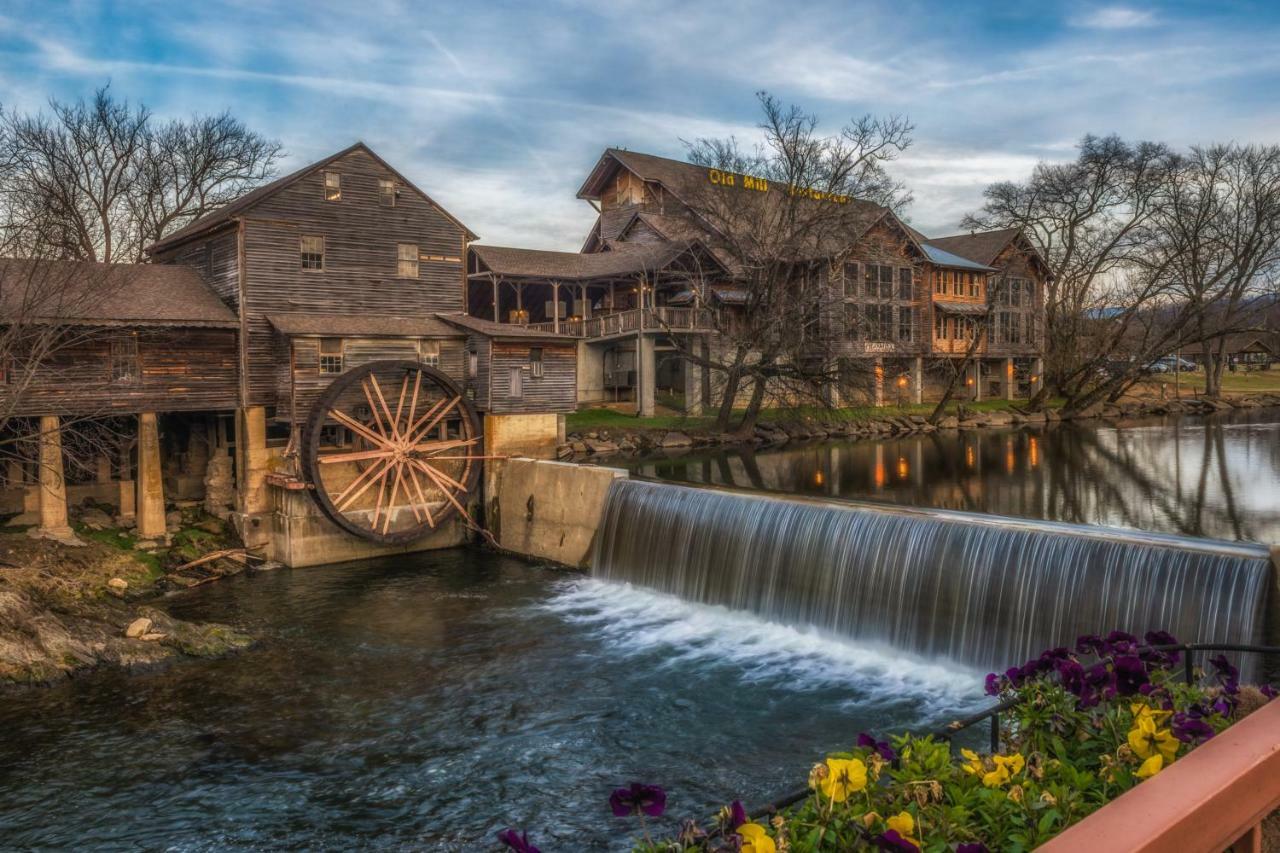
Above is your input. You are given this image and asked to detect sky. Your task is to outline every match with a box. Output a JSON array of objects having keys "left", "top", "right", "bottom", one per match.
[{"left": 2, "top": 1, "right": 1279, "bottom": 250}]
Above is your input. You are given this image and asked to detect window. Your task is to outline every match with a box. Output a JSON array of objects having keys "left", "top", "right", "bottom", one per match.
[
  {"left": 969, "top": 274, "right": 981, "bottom": 298},
  {"left": 934, "top": 312, "right": 945, "bottom": 340},
  {"left": 844, "top": 303, "right": 860, "bottom": 340},
  {"left": 398, "top": 243, "right": 419, "bottom": 278},
  {"left": 319, "top": 338, "right": 343, "bottom": 374},
  {"left": 467, "top": 350, "right": 478, "bottom": 378},
  {"left": 897, "top": 268, "right": 913, "bottom": 300},
  {"left": 843, "top": 263, "right": 859, "bottom": 298},
  {"left": 301, "top": 235, "right": 324, "bottom": 270},
  {"left": 897, "top": 307, "right": 913, "bottom": 343},
  {"left": 863, "top": 264, "right": 895, "bottom": 299},
  {"left": 324, "top": 171, "right": 341, "bottom": 202},
  {"left": 110, "top": 337, "right": 139, "bottom": 382},
  {"left": 529, "top": 347, "right": 544, "bottom": 378},
  {"left": 379, "top": 179, "right": 396, "bottom": 207},
  {"left": 934, "top": 271, "right": 944, "bottom": 295},
  {"left": 508, "top": 366, "right": 523, "bottom": 399},
  {"left": 866, "top": 304, "right": 894, "bottom": 342},
  {"left": 419, "top": 340, "right": 440, "bottom": 367}
]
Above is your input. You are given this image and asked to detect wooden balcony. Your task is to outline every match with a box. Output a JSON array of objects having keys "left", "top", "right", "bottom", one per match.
[{"left": 525, "top": 307, "right": 716, "bottom": 340}]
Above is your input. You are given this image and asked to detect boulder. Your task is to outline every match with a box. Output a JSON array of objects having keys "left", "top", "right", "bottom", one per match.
[
  {"left": 584, "top": 439, "right": 619, "bottom": 454},
  {"left": 106, "top": 577, "right": 128, "bottom": 598},
  {"left": 984, "top": 412, "right": 1013, "bottom": 426},
  {"left": 79, "top": 507, "right": 114, "bottom": 530},
  {"left": 125, "top": 617, "right": 153, "bottom": 639},
  {"left": 938, "top": 416, "right": 960, "bottom": 429},
  {"left": 658, "top": 431, "right": 694, "bottom": 448}
]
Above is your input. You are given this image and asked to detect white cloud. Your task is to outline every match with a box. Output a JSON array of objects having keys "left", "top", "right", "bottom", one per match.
[{"left": 1070, "top": 6, "right": 1156, "bottom": 29}]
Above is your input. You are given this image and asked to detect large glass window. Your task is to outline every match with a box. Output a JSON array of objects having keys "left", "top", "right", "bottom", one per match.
[
  {"left": 324, "top": 171, "right": 341, "bottom": 202},
  {"left": 319, "top": 338, "right": 343, "bottom": 374},
  {"left": 897, "top": 307, "right": 913, "bottom": 342},
  {"left": 301, "top": 235, "right": 324, "bottom": 271},
  {"left": 398, "top": 243, "right": 419, "bottom": 278}
]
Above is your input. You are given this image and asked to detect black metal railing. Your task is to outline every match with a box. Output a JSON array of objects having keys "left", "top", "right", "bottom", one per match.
[{"left": 736, "top": 642, "right": 1280, "bottom": 823}]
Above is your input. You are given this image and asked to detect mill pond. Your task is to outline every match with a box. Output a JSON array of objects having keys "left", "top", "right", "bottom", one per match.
[{"left": 0, "top": 407, "right": 1276, "bottom": 850}]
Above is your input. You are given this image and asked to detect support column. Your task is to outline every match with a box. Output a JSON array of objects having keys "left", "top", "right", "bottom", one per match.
[
  {"left": 492, "top": 276, "right": 500, "bottom": 322},
  {"left": 117, "top": 443, "right": 135, "bottom": 525},
  {"left": 552, "top": 281, "right": 560, "bottom": 334},
  {"left": 1005, "top": 357, "right": 1015, "bottom": 401},
  {"left": 913, "top": 356, "right": 924, "bottom": 405},
  {"left": 637, "top": 335, "right": 656, "bottom": 418},
  {"left": 36, "top": 415, "right": 72, "bottom": 538},
  {"left": 233, "top": 406, "right": 270, "bottom": 550},
  {"left": 135, "top": 412, "right": 166, "bottom": 540},
  {"left": 683, "top": 347, "right": 703, "bottom": 416},
  {"left": 972, "top": 361, "right": 983, "bottom": 402},
  {"left": 1031, "top": 357, "right": 1044, "bottom": 396},
  {"left": 94, "top": 454, "right": 112, "bottom": 484},
  {"left": 873, "top": 357, "right": 885, "bottom": 407}
]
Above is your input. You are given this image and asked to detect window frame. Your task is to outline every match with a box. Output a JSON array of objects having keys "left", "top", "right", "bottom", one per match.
[
  {"left": 109, "top": 336, "right": 140, "bottom": 383},
  {"left": 529, "top": 347, "right": 544, "bottom": 378},
  {"left": 418, "top": 339, "right": 440, "bottom": 367},
  {"left": 324, "top": 171, "right": 341, "bottom": 202},
  {"left": 318, "top": 338, "right": 344, "bottom": 375},
  {"left": 378, "top": 178, "right": 396, "bottom": 207},
  {"left": 508, "top": 365, "right": 524, "bottom": 399},
  {"left": 397, "top": 243, "right": 419, "bottom": 279},
  {"left": 301, "top": 235, "right": 325, "bottom": 271}
]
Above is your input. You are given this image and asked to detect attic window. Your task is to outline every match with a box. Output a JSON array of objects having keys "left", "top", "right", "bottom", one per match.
[
  {"left": 301, "top": 235, "right": 324, "bottom": 270},
  {"left": 379, "top": 179, "right": 396, "bottom": 207},
  {"left": 324, "top": 172, "right": 341, "bottom": 202}
]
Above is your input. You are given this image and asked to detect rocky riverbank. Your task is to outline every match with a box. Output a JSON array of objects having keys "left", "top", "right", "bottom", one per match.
[
  {"left": 559, "top": 393, "right": 1280, "bottom": 461},
  {"left": 0, "top": 505, "right": 255, "bottom": 687}
]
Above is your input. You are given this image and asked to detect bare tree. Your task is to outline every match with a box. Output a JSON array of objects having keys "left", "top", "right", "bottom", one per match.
[
  {"left": 661, "top": 93, "right": 914, "bottom": 433},
  {"left": 0, "top": 85, "right": 280, "bottom": 262}
]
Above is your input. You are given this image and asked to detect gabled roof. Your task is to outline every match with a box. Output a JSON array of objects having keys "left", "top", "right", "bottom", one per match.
[
  {"left": 470, "top": 241, "right": 724, "bottom": 281},
  {"left": 0, "top": 259, "right": 238, "bottom": 327},
  {"left": 266, "top": 312, "right": 463, "bottom": 338},
  {"left": 920, "top": 243, "right": 996, "bottom": 272},
  {"left": 435, "top": 313, "right": 577, "bottom": 344},
  {"left": 146, "top": 142, "right": 477, "bottom": 254},
  {"left": 925, "top": 228, "right": 1026, "bottom": 268}
]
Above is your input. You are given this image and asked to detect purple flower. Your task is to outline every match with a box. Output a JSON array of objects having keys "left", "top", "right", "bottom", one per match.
[
  {"left": 728, "top": 800, "right": 747, "bottom": 830},
  {"left": 1261, "top": 684, "right": 1277, "bottom": 700},
  {"left": 957, "top": 845, "right": 990, "bottom": 853},
  {"left": 874, "top": 829, "right": 919, "bottom": 852},
  {"left": 1143, "top": 630, "right": 1179, "bottom": 647},
  {"left": 1106, "top": 630, "right": 1139, "bottom": 654},
  {"left": 1172, "top": 713, "right": 1214, "bottom": 744},
  {"left": 497, "top": 829, "right": 540, "bottom": 853},
  {"left": 858, "top": 732, "right": 897, "bottom": 762},
  {"left": 1055, "top": 658, "right": 1086, "bottom": 695},
  {"left": 1113, "top": 655, "right": 1150, "bottom": 696},
  {"left": 1208, "top": 655, "right": 1240, "bottom": 694},
  {"left": 609, "top": 783, "right": 666, "bottom": 818},
  {"left": 1076, "top": 634, "right": 1106, "bottom": 656},
  {"left": 984, "top": 672, "right": 1002, "bottom": 696}
]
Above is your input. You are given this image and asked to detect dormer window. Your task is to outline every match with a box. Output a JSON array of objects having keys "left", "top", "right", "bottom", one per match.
[
  {"left": 324, "top": 172, "right": 341, "bottom": 202},
  {"left": 379, "top": 179, "right": 396, "bottom": 207}
]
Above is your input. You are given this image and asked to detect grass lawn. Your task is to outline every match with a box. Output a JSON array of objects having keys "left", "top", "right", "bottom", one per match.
[
  {"left": 1147, "top": 369, "right": 1280, "bottom": 395},
  {"left": 567, "top": 396, "right": 1052, "bottom": 433}
]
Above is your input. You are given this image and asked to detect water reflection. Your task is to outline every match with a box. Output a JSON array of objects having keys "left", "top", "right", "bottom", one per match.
[{"left": 631, "top": 407, "right": 1280, "bottom": 544}]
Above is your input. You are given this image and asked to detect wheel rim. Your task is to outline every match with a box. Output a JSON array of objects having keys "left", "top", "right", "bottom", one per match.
[{"left": 301, "top": 360, "right": 482, "bottom": 544}]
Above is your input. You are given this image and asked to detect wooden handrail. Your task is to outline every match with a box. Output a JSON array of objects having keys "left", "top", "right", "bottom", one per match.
[{"left": 1037, "top": 698, "right": 1280, "bottom": 852}]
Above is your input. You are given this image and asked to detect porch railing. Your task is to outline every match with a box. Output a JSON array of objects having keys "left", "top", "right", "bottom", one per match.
[{"left": 517, "top": 307, "right": 716, "bottom": 339}]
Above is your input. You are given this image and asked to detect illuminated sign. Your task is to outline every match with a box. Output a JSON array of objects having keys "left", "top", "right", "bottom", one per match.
[{"left": 706, "top": 169, "right": 849, "bottom": 204}]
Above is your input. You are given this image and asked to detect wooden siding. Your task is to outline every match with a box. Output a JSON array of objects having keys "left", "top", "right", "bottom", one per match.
[
  {"left": 4, "top": 328, "right": 238, "bottom": 417},
  {"left": 486, "top": 342, "right": 576, "bottom": 414},
  {"left": 831, "top": 220, "right": 930, "bottom": 358},
  {"left": 461, "top": 332, "right": 493, "bottom": 410},
  {"left": 279, "top": 335, "right": 467, "bottom": 423},
  {"left": 156, "top": 224, "right": 241, "bottom": 310}
]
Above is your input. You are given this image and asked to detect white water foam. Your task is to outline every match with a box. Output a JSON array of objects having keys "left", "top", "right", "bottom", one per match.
[{"left": 540, "top": 577, "right": 985, "bottom": 715}]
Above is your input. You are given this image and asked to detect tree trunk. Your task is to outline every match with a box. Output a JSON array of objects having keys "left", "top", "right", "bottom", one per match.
[
  {"left": 715, "top": 369, "right": 741, "bottom": 432},
  {"left": 734, "top": 375, "right": 768, "bottom": 435}
]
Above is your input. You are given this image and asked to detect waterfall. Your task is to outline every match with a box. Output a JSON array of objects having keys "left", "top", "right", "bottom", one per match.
[{"left": 591, "top": 478, "right": 1273, "bottom": 674}]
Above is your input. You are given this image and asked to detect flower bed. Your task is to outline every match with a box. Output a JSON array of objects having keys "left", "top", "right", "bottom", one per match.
[{"left": 495, "top": 630, "right": 1277, "bottom": 852}]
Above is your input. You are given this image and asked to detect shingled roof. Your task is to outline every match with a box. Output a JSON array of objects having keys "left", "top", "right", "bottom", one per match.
[
  {"left": 146, "top": 142, "right": 477, "bottom": 254},
  {"left": 0, "top": 259, "right": 238, "bottom": 327},
  {"left": 925, "top": 228, "right": 1024, "bottom": 267},
  {"left": 470, "top": 241, "right": 712, "bottom": 281},
  {"left": 435, "top": 313, "right": 577, "bottom": 344},
  {"left": 266, "top": 312, "right": 463, "bottom": 338}
]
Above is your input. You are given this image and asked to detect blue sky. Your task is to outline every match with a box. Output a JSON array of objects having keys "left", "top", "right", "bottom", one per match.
[{"left": 2, "top": 1, "right": 1279, "bottom": 249}]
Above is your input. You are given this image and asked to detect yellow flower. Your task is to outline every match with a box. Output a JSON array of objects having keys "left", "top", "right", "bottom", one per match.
[
  {"left": 1135, "top": 753, "right": 1164, "bottom": 779},
  {"left": 819, "top": 757, "right": 867, "bottom": 802},
  {"left": 979, "top": 752, "right": 1025, "bottom": 787},
  {"left": 1127, "top": 715, "right": 1179, "bottom": 764},
  {"left": 1130, "top": 702, "right": 1172, "bottom": 726},
  {"left": 739, "top": 822, "right": 777, "bottom": 853},
  {"left": 982, "top": 765, "right": 1009, "bottom": 788},
  {"left": 960, "top": 748, "right": 983, "bottom": 775},
  {"left": 886, "top": 811, "right": 918, "bottom": 845},
  {"left": 994, "top": 752, "right": 1026, "bottom": 775}
]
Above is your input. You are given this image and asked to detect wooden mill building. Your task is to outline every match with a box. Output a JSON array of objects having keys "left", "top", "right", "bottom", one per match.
[{"left": 467, "top": 148, "right": 1049, "bottom": 415}]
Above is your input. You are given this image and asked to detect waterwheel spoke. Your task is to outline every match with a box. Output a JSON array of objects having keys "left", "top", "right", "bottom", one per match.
[
  {"left": 413, "top": 458, "right": 466, "bottom": 493},
  {"left": 382, "top": 463, "right": 404, "bottom": 535},
  {"left": 407, "top": 397, "right": 447, "bottom": 441},
  {"left": 336, "top": 456, "right": 393, "bottom": 512},
  {"left": 413, "top": 437, "right": 480, "bottom": 456},
  {"left": 361, "top": 379, "right": 390, "bottom": 440},
  {"left": 405, "top": 370, "right": 422, "bottom": 438},
  {"left": 330, "top": 409, "right": 392, "bottom": 450},
  {"left": 409, "top": 395, "right": 461, "bottom": 445},
  {"left": 370, "top": 456, "right": 391, "bottom": 530},
  {"left": 318, "top": 447, "right": 395, "bottom": 465},
  {"left": 391, "top": 373, "right": 410, "bottom": 440},
  {"left": 406, "top": 465, "right": 435, "bottom": 528},
  {"left": 368, "top": 373, "right": 399, "bottom": 441},
  {"left": 412, "top": 459, "right": 472, "bottom": 522}
]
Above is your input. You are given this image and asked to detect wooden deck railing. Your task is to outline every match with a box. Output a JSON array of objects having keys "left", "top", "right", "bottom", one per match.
[{"left": 520, "top": 307, "right": 715, "bottom": 339}]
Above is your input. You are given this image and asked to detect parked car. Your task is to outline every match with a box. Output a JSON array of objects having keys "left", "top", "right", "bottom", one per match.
[{"left": 1147, "top": 356, "right": 1197, "bottom": 373}]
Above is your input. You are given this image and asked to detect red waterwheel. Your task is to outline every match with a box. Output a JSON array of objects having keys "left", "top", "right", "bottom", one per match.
[{"left": 302, "top": 360, "right": 484, "bottom": 544}]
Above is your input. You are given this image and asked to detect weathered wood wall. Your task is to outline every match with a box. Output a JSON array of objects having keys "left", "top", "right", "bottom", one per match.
[
  {"left": 3, "top": 328, "right": 239, "bottom": 416},
  {"left": 487, "top": 342, "right": 576, "bottom": 414}
]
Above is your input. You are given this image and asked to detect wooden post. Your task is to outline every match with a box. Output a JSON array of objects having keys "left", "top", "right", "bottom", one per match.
[
  {"left": 913, "top": 356, "right": 924, "bottom": 405},
  {"left": 874, "top": 358, "right": 885, "bottom": 407},
  {"left": 1005, "top": 357, "right": 1015, "bottom": 400},
  {"left": 36, "top": 415, "right": 72, "bottom": 537},
  {"left": 492, "top": 275, "right": 500, "bottom": 322},
  {"left": 972, "top": 361, "right": 983, "bottom": 402},
  {"left": 237, "top": 406, "right": 269, "bottom": 516},
  {"left": 637, "top": 334, "right": 656, "bottom": 418},
  {"left": 553, "top": 281, "right": 560, "bottom": 334},
  {"left": 94, "top": 454, "right": 112, "bottom": 484},
  {"left": 135, "top": 412, "right": 166, "bottom": 539}
]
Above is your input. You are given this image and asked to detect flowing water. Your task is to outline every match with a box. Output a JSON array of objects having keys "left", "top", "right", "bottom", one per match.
[
  {"left": 0, "top": 551, "right": 983, "bottom": 851},
  {"left": 630, "top": 407, "right": 1280, "bottom": 544},
  {"left": 592, "top": 479, "right": 1272, "bottom": 674}
]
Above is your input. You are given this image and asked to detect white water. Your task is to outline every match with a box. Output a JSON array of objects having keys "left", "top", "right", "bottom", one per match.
[{"left": 542, "top": 577, "right": 984, "bottom": 714}]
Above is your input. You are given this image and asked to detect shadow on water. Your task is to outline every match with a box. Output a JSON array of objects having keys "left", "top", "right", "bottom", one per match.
[{"left": 629, "top": 407, "right": 1280, "bottom": 544}]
